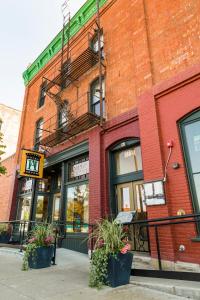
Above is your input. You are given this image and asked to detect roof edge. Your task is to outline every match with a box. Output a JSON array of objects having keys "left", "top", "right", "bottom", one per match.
[{"left": 23, "top": 0, "right": 107, "bottom": 86}]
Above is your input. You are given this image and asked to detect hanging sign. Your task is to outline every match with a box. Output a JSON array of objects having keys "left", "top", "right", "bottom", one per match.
[{"left": 20, "top": 150, "right": 44, "bottom": 179}]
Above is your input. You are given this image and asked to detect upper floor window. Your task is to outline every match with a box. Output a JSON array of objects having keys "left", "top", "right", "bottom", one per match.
[
  {"left": 58, "top": 101, "right": 68, "bottom": 128},
  {"left": 90, "top": 77, "right": 105, "bottom": 117},
  {"left": 38, "top": 81, "right": 47, "bottom": 108},
  {"left": 35, "top": 118, "right": 44, "bottom": 148},
  {"left": 91, "top": 31, "right": 104, "bottom": 58}
]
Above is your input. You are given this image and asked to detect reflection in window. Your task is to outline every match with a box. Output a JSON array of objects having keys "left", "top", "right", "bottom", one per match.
[
  {"left": 35, "top": 196, "right": 48, "bottom": 222},
  {"left": 115, "top": 146, "right": 142, "bottom": 175},
  {"left": 66, "top": 184, "right": 89, "bottom": 233},
  {"left": 52, "top": 194, "right": 61, "bottom": 222},
  {"left": 184, "top": 119, "right": 200, "bottom": 211},
  {"left": 37, "top": 178, "right": 51, "bottom": 192},
  {"left": 35, "top": 118, "right": 44, "bottom": 148},
  {"left": 58, "top": 101, "right": 68, "bottom": 128},
  {"left": 91, "top": 31, "right": 104, "bottom": 58},
  {"left": 90, "top": 77, "right": 105, "bottom": 117},
  {"left": 17, "top": 196, "right": 31, "bottom": 221},
  {"left": 38, "top": 81, "right": 47, "bottom": 108}
]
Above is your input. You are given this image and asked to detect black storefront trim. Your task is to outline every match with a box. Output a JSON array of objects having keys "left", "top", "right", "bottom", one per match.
[{"left": 44, "top": 141, "right": 89, "bottom": 168}]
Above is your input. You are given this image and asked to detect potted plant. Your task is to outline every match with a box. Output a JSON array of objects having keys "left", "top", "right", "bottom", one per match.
[
  {"left": 89, "top": 219, "right": 133, "bottom": 288},
  {"left": 22, "top": 224, "right": 55, "bottom": 271},
  {"left": 0, "top": 223, "right": 11, "bottom": 243}
]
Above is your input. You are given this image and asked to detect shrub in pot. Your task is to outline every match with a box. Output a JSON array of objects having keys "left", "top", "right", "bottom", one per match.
[
  {"left": 0, "top": 224, "right": 11, "bottom": 243},
  {"left": 89, "top": 219, "right": 133, "bottom": 288},
  {"left": 22, "top": 224, "right": 54, "bottom": 271}
]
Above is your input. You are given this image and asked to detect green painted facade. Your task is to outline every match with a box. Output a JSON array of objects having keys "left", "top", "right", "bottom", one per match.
[{"left": 23, "top": 0, "right": 107, "bottom": 86}]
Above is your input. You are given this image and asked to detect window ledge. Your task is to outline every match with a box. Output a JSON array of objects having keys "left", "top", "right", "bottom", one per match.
[{"left": 191, "top": 237, "right": 200, "bottom": 242}]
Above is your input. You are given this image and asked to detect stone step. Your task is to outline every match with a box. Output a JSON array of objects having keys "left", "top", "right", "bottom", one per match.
[{"left": 130, "top": 276, "right": 200, "bottom": 299}]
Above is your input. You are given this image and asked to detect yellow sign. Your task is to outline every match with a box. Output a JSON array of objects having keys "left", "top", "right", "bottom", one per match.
[{"left": 20, "top": 150, "right": 44, "bottom": 179}]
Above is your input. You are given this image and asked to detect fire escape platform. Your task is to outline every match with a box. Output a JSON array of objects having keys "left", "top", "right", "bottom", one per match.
[
  {"left": 46, "top": 47, "right": 99, "bottom": 91},
  {"left": 40, "top": 112, "right": 101, "bottom": 148}
]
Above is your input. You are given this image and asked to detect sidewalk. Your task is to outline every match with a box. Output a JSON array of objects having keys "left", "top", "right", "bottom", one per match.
[{"left": 0, "top": 248, "right": 192, "bottom": 300}]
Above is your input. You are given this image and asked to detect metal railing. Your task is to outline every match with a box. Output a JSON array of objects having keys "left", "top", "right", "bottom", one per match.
[
  {"left": 124, "top": 213, "right": 200, "bottom": 270},
  {"left": 1, "top": 214, "right": 200, "bottom": 270}
]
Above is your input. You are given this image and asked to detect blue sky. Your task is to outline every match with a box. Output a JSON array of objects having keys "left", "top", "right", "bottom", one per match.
[{"left": 0, "top": 0, "right": 85, "bottom": 111}]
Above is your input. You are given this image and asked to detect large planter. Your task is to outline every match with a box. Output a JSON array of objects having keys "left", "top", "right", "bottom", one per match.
[
  {"left": 106, "top": 252, "right": 133, "bottom": 287},
  {"left": 0, "top": 233, "right": 10, "bottom": 244},
  {"left": 28, "top": 245, "right": 54, "bottom": 269}
]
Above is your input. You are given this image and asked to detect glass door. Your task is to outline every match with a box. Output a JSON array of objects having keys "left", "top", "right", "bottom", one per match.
[{"left": 116, "top": 181, "right": 149, "bottom": 252}]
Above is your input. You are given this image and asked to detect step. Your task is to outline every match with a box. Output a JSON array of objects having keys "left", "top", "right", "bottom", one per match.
[{"left": 130, "top": 276, "right": 200, "bottom": 299}]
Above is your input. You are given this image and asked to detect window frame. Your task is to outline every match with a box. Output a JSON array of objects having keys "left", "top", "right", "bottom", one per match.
[
  {"left": 58, "top": 100, "right": 69, "bottom": 129},
  {"left": 179, "top": 109, "right": 200, "bottom": 216},
  {"left": 34, "top": 118, "right": 44, "bottom": 149},
  {"left": 38, "top": 81, "right": 47, "bottom": 108},
  {"left": 90, "top": 77, "right": 105, "bottom": 117}
]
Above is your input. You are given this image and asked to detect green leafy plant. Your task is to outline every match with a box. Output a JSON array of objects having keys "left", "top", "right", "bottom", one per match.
[
  {"left": 88, "top": 219, "right": 130, "bottom": 288},
  {"left": 22, "top": 224, "right": 55, "bottom": 271}
]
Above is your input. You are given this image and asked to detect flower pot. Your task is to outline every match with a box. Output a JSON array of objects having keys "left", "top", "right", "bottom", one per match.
[
  {"left": 28, "top": 245, "right": 54, "bottom": 269},
  {"left": 106, "top": 252, "right": 133, "bottom": 287},
  {"left": 0, "top": 233, "right": 10, "bottom": 244}
]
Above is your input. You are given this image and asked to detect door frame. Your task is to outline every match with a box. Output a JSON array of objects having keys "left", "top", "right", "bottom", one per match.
[{"left": 109, "top": 138, "right": 143, "bottom": 217}]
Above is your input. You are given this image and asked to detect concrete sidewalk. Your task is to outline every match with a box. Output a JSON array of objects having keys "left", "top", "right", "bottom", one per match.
[{"left": 0, "top": 248, "right": 192, "bottom": 300}]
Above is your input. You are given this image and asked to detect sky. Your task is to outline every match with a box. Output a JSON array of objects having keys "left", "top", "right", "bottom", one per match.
[{"left": 0, "top": 0, "right": 86, "bottom": 111}]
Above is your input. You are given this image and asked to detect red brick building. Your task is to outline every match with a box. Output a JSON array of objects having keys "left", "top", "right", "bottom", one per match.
[{"left": 8, "top": 0, "right": 200, "bottom": 269}]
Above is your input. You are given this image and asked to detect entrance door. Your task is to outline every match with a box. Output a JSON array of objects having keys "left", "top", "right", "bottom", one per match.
[{"left": 116, "top": 181, "right": 149, "bottom": 252}]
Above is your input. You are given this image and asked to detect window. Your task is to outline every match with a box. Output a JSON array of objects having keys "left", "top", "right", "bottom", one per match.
[
  {"left": 58, "top": 101, "right": 68, "bottom": 128},
  {"left": 35, "top": 118, "right": 44, "bottom": 148},
  {"left": 35, "top": 195, "right": 49, "bottom": 222},
  {"left": 180, "top": 110, "right": 200, "bottom": 214},
  {"left": 114, "top": 145, "right": 143, "bottom": 176},
  {"left": 68, "top": 156, "right": 89, "bottom": 181},
  {"left": 91, "top": 31, "right": 104, "bottom": 58},
  {"left": 66, "top": 184, "right": 89, "bottom": 233},
  {"left": 90, "top": 77, "right": 105, "bottom": 116},
  {"left": 61, "top": 59, "right": 71, "bottom": 88},
  {"left": 38, "top": 81, "right": 47, "bottom": 108}
]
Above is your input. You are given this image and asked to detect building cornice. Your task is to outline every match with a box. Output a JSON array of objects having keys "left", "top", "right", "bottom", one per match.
[{"left": 22, "top": 0, "right": 107, "bottom": 86}]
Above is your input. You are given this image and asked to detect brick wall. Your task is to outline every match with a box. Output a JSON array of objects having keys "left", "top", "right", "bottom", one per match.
[
  {"left": 0, "top": 155, "right": 16, "bottom": 221},
  {"left": 138, "top": 63, "right": 200, "bottom": 264}
]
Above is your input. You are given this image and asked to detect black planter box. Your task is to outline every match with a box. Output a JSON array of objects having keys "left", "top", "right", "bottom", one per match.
[
  {"left": 0, "top": 233, "right": 10, "bottom": 244},
  {"left": 28, "top": 246, "right": 54, "bottom": 269},
  {"left": 106, "top": 252, "right": 133, "bottom": 287}
]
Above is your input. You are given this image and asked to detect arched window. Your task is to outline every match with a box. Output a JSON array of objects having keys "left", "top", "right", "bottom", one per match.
[
  {"left": 180, "top": 109, "right": 200, "bottom": 214},
  {"left": 35, "top": 118, "right": 44, "bottom": 148},
  {"left": 90, "top": 77, "right": 105, "bottom": 116}
]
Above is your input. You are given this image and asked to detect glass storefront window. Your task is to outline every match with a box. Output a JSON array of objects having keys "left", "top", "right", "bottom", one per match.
[
  {"left": 68, "top": 156, "right": 89, "bottom": 181},
  {"left": 35, "top": 195, "right": 49, "bottom": 222},
  {"left": 37, "top": 177, "right": 51, "bottom": 192},
  {"left": 66, "top": 184, "right": 89, "bottom": 233},
  {"left": 115, "top": 146, "right": 142, "bottom": 175},
  {"left": 20, "top": 178, "right": 33, "bottom": 195},
  {"left": 52, "top": 193, "right": 61, "bottom": 222},
  {"left": 17, "top": 196, "right": 32, "bottom": 221},
  {"left": 184, "top": 119, "right": 200, "bottom": 211}
]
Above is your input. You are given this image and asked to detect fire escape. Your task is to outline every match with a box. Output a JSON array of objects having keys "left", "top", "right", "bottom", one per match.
[{"left": 38, "top": 0, "right": 105, "bottom": 149}]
